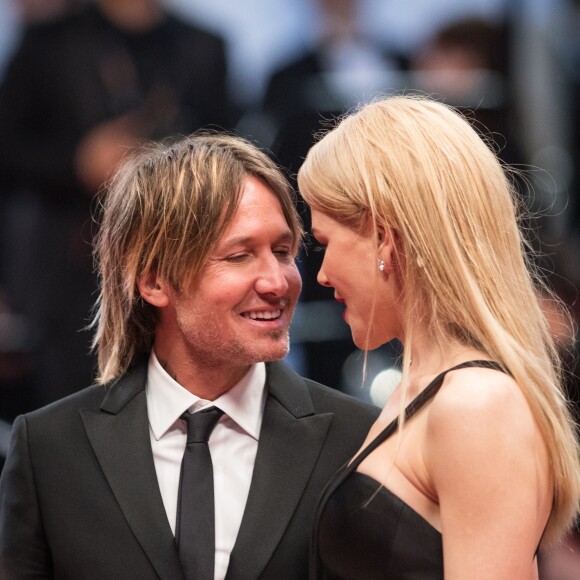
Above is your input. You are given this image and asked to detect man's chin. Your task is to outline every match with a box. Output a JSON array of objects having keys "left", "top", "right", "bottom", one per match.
[
  {"left": 254, "top": 339, "right": 290, "bottom": 363},
  {"left": 261, "top": 345, "right": 290, "bottom": 362},
  {"left": 235, "top": 330, "right": 291, "bottom": 364}
]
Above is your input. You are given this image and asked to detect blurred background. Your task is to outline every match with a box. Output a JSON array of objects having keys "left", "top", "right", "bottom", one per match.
[{"left": 0, "top": 0, "right": 578, "bottom": 574}]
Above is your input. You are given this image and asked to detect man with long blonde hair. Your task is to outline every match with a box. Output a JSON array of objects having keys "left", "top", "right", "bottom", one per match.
[{"left": 0, "top": 133, "right": 378, "bottom": 580}]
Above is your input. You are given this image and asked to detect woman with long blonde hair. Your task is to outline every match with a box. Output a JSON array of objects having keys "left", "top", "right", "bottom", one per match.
[{"left": 298, "top": 95, "right": 580, "bottom": 579}]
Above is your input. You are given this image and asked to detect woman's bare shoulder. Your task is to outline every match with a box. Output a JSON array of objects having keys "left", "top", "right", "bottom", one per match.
[
  {"left": 428, "top": 365, "right": 531, "bottom": 429},
  {"left": 424, "top": 364, "right": 544, "bottom": 482}
]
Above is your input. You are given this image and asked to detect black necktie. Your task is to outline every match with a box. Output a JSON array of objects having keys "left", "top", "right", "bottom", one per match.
[{"left": 176, "top": 406, "right": 224, "bottom": 580}]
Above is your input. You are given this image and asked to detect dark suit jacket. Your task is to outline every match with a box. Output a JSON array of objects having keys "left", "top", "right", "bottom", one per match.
[{"left": 0, "top": 360, "right": 379, "bottom": 579}]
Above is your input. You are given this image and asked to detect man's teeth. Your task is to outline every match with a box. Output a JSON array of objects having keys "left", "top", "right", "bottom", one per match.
[{"left": 246, "top": 310, "right": 282, "bottom": 320}]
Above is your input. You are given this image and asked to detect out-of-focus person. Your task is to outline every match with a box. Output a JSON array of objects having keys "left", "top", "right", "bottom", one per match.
[
  {"left": 409, "top": 16, "right": 524, "bottom": 168},
  {"left": 0, "top": 0, "right": 234, "bottom": 411}
]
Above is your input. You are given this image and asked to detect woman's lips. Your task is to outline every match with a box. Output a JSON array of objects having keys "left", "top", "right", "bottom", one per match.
[{"left": 335, "top": 298, "right": 347, "bottom": 321}]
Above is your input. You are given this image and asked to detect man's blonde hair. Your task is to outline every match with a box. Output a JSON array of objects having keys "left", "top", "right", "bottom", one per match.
[
  {"left": 92, "top": 133, "right": 303, "bottom": 384},
  {"left": 297, "top": 95, "right": 580, "bottom": 546}
]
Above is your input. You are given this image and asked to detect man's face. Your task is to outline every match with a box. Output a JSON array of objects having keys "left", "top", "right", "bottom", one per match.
[{"left": 161, "top": 176, "right": 302, "bottom": 372}]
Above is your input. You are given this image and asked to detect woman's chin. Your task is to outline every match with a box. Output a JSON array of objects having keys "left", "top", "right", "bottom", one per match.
[
  {"left": 352, "top": 334, "right": 382, "bottom": 351},
  {"left": 352, "top": 329, "right": 396, "bottom": 351}
]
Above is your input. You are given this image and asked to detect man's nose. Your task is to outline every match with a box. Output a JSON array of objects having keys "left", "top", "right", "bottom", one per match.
[{"left": 255, "top": 256, "right": 290, "bottom": 296}]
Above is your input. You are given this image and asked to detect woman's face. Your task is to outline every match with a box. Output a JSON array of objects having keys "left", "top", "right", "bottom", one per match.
[{"left": 310, "top": 208, "right": 401, "bottom": 350}]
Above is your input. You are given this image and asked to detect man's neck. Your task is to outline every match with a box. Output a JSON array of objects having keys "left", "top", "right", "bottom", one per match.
[{"left": 154, "top": 352, "right": 251, "bottom": 401}]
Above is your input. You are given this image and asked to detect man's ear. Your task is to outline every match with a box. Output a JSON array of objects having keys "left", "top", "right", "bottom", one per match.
[{"left": 136, "top": 271, "right": 171, "bottom": 307}]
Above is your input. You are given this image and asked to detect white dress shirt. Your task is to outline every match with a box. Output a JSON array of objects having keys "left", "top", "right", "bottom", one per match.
[{"left": 146, "top": 351, "right": 266, "bottom": 580}]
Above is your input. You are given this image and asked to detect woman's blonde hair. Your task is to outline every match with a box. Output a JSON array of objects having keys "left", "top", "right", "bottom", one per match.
[
  {"left": 92, "top": 132, "right": 302, "bottom": 384},
  {"left": 297, "top": 95, "right": 580, "bottom": 545}
]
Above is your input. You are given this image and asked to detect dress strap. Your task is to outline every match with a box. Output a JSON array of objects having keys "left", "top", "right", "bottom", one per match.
[{"left": 349, "top": 360, "right": 506, "bottom": 470}]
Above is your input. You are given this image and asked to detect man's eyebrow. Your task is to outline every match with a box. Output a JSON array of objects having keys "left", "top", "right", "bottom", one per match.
[{"left": 219, "top": 230, "right": 295, "bottom": 249}]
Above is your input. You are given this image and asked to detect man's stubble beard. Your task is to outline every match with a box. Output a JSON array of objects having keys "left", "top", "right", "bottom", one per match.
[{"left": 178, "top": 312, "right": 291, "bottom": 367}]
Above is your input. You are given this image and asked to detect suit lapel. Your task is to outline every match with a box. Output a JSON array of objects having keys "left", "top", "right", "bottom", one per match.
[
  {"left": 226, "top": 362, "right": 334, "bottom": 579},
  {"left": 80, "top": 362, "right": 185, "bottom": 580}
]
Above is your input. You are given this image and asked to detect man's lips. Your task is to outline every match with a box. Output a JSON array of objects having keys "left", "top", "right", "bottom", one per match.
[
  {"left": 240, "top": 300, "right": 290, "bottom": 322},
  {"left": 241, "top": 309, "right": 283, "bottom": 321}
]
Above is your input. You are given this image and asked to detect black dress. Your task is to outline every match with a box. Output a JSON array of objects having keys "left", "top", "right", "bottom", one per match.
[{"left": 311, "top": 360, "right": 505, "bottom": 579}]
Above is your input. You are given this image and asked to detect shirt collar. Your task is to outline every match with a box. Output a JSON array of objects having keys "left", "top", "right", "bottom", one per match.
[{"left": 146, "top": 350, "right": 266, "bottom": 442}]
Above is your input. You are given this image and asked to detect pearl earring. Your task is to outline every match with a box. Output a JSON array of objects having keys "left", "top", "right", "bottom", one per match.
[{"left": 378, "top": 259, "right": 385, "bottom": 272}]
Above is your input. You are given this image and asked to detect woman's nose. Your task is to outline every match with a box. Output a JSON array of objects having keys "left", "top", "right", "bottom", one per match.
[{"left": 317, "top": 265, "right": 331, "bottom": 287}]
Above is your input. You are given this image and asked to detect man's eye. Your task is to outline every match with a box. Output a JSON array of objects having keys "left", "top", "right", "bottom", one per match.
[
  {"left": 274, "top": 248, "right": 294, "bottom": 261},
  {"left": 225, "top": 254, "right": 248, "bottom": 263}
]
